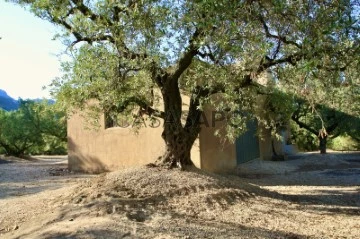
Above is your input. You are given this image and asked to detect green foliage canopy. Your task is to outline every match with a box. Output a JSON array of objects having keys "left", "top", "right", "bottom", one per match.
[
  {"left": 9, "top": 0, "right": 360, "bottom": 166},
  {"left": 0, "top": 100, "right": 67, "bottom": 156},
  {"left": 291, "top": 98, "right": 360, "bottom": 151}
]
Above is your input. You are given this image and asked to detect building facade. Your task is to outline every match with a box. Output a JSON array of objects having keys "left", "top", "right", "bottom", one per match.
[{"left": 67, "top": 101, "right": 293, "bottom": 173}]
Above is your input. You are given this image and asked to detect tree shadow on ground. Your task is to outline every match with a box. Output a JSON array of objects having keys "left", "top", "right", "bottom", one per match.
[
  {"left": 0, "top": 158, "right": 13, "bottom": 164},
  {"left": 275, "top": 189, "right": 360, "bottom": 213},
  {"left": 3, "top": 161, "right": 359, "bottom": 238},
  {"left": 0, "top": 147, "right": 101, "bottom": 200},
  {"left": 0, "top": 183, "right": 67, "bottom": 199},
  {"left": 234, "top": 153, "right": 360, "bottom": 216},
  {"left": 22, "top": 211, "right": 311, "bottom": 239},
  {"left": 34, "top": 230, "right": 134, "bottom": 239},
  {"left": 69, "top": 164, "right": 360, "bottom": 216}
]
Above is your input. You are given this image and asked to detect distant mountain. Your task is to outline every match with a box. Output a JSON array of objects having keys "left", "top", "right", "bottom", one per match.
[
  {"left": 33, "top": 98, "right": 55, "bottom": 104},
  {"left": 0, "top": 89, "right": 55, "bottom": 111},
  {"left": 0, "top": 89, "right": 7, "bottom": 98},
  {"left": 0, "top": 89, "right": 19, "bottom": 111}
]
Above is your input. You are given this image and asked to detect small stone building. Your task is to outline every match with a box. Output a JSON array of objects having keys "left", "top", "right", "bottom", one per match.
[{"left": 67, "top": 99, "right": 292, "bottom": 173}]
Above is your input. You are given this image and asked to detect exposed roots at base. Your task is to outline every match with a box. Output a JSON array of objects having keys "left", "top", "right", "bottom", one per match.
[{"left": 151, "top": 155, "right": 194, "bottom": 170}]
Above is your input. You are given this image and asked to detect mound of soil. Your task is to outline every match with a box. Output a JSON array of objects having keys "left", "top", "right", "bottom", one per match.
[
  {"left": 2, "top": 154, "right": 359, "bottom": 239},
  {"left": 65, "top": 166, "right": 267, "bottom": 221}
]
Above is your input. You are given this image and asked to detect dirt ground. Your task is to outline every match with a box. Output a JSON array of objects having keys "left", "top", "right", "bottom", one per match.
[{"left": 0, "top": 152, "right": 359, "bottom": 239}]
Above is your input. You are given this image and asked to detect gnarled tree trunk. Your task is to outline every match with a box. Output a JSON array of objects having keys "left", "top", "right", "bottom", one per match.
[
  {"left": 157, "top": 78, "right": 202, "bottom": 169},
  {"left": 160, "top": 127, "right": 198, "bottom": 168},
  {"left": 319, "top": 135, "right": 327, "bottom": 154}
]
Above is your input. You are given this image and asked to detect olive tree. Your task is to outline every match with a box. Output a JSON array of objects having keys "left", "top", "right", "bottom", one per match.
[
  {"left": 10, "top": 0, "right": 360, "bottom": 168},
  {"left": 291, "top": 99, "right": 360, "bottom": 154},
  {"left": 0, "top": 100, "right": 67, "bottom": 156},
  {"left": 288, "top": 56, "right": 360, "bottom": 154}
]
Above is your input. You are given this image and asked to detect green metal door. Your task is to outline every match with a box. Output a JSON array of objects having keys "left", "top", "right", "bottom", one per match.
[{"left": 236, "top": 120, "right": 260, "bottom": 164}]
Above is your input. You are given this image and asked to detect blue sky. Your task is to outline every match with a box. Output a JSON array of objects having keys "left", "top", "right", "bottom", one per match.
[{"left": 0, "top": 1, "right": 64, "bottom": 99}]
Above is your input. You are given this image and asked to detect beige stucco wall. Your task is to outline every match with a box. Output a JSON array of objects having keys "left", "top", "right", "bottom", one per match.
[
  {"left": 68, "top": 96, "right": 201, "bottom": 173},
  {"left": 258, "top": 127, "right": 284, "bottom": 160},
  {"left": 254, "top": 77, "right": 286, "bottom": 161},
  {"left": 68, "top": 113, "right": 165, "bottom": 172},
  {"left": 68, "top": 87, "right": 287, "bottom": 173},
  {"left": 197, "top": 105, "right": 237, "bottom": 173}
]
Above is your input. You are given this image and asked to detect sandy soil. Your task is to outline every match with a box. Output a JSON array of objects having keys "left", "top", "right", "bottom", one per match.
[{"left": 0, "top": 152, "right": 359, "bottom": 239}]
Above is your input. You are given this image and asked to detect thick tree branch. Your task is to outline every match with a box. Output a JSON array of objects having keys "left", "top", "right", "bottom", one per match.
[
  {"left": 49, "top": 12, "right": 116, "bottom": 46},
  {"left": 259, "top": 15, "right": 302, "bottom": 49},
  {"left": 44, "top": 1, "right": 165, "bottom": 92},
  {"left": 197, "top": 45, "right": 218, "bottom": 64},
  {"left": 140, "top": 105, "right": 166, "bottom": 119},
  {"left": 184, "top": 86, "right": 208, "bottom": 130},
  {"left": 201, "top": 73, "right": 267, "bottom": 97},
  {"left": 291, "top": 115, "right": 318, "bottom": 135},
  {"left": 112, "top": 97, "right": 165, "bottom": 119},
  {"left": 71, "top": 34, "right": 115, "bottom": 46},
  {"left": 326, "top": 121, "right": 340, "bottom": 135},
  {"left": 71, "top": 0, "right": 111, "bottom": 25},
  {"left": 256, "top": 52, "right": 304, "bottom": 73},
  {"left": 170, "top": 28, "right": 203, "bottom": 82},
  {"left": 60, "top": 1, "right": 148, "bottom": 62}
]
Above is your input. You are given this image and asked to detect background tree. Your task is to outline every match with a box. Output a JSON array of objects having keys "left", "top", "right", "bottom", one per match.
[
  {"left": 11, "top": 0, "right": 360, "bottom": 168},
  {"left": 0, "top": 101, "right": 42, "bottom": 156},
  {"left": 0, "top": 100, "right": 67, "bottom": 156},
  {"left": 24, "top": 100, "right": 68, "bottom": 155},
  {"left": 285, "top": 50, "right": 360, "bottom": 153},
  {"left": 291, "top": 98, "right": 360, "bottom": 154}
]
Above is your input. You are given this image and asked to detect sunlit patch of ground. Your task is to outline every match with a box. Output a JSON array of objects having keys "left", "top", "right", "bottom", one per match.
[{"left": 0, "top": 153, "right": 359, "bottom": 239}]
